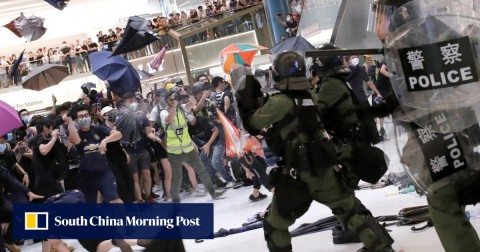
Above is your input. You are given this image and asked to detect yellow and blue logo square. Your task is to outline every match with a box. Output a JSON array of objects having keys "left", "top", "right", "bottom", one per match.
[{"left": 25, "top": 212, "right": 48, "bottom": 230}]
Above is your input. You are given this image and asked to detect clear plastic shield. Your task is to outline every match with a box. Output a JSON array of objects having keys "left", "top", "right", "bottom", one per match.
[
  {"left": 384, "top": 0, "right": 480, "bottom": 132},
  {"left": 230, "top": 63, "right": 252, "bottom": 91},
  {"left": 392, "top": 110, "right": 480, "bottom": 194}
]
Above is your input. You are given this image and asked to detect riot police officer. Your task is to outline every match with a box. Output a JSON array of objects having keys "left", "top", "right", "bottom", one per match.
[
  {"left": 237, "top": 51, "right": 395, "bottom": 252},
  {"left": 368, "top": 0, "right": 480, "bottom": 251}
]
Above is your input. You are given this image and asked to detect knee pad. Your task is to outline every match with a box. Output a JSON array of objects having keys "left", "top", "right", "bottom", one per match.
[
  {"left": 356, "top": 214, "right": 394, "bottom": 251},
  {"left": 340, "top": 204, "right": 393, "bottom": 251},
  {"left": 263, "top": 219, "right": 293, "bottom": 252}
]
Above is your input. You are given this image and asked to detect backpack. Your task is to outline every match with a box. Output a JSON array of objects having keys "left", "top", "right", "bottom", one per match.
[
  {"left": 345, "top": 80, "right": 382, "bottom": 145},
  {"left": 329, "top": 77, "right": 388, "bottom": 183}
]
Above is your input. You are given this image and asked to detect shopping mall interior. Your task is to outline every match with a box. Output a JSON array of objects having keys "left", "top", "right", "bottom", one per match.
[{"left": 2, "top": 0, "right": 480, "bottom": 252}]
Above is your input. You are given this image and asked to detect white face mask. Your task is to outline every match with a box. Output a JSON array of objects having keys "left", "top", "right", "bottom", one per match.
[
  {"left": 287, "top": 16, "right": 292, "bottom": 22},
  {"left": 351, "top": 58, "right": 359, "bottom": 66},
  {"left": 129, "top": 102, "right": 139, "bottom": 111}
]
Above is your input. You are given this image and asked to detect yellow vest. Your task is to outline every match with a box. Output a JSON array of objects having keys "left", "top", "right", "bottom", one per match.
[{"left": 163, "top": 108, "right": 194, "bottom": 154}]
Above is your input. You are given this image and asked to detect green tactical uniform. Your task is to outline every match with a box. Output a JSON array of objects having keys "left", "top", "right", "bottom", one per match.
[
  {"left": 373, "top": 0, "right": 480, "bottom": 249},
  {"left": 247, "top": 91, "right": 393, "bottom": 252},
  {"left": 313, "top": 76, "right": 358, "bottom": 183},
  {"left": 427, "top": 185, "right": 480, "bottom": 252}
]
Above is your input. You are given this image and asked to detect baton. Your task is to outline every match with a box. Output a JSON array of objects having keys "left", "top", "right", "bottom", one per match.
[{"left": 305, "top": 48, "right": 385, "bottom": 57}]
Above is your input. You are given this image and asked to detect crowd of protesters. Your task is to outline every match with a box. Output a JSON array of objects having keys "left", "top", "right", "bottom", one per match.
[{"left": 0, "top": 67, "right": 274, "bottom": 251}]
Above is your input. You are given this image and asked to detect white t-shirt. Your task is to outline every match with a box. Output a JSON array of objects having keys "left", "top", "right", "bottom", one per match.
[
  {"left": 159, "top": 104, "right": 195, "bottom": 126},
  {"left": 149, "top": 104, "right": 167, "bottom": 122}
]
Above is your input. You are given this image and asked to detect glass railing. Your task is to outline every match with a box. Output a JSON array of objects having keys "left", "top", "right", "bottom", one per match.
[{"left": 0, "top": 3, "right": 270, "bottom": 91}]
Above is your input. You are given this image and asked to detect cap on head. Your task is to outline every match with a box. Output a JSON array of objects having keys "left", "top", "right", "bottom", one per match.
[{"left": 100, "top": 106, "right": 114, "bottom": 116}]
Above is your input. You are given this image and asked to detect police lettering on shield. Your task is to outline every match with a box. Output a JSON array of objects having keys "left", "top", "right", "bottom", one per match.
[{"left": 399, "top": 36, "right": 479, "bottom": 91}]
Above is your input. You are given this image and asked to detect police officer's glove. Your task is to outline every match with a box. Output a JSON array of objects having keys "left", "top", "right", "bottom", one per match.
[{"left": 236, "top": 75, "right": 263, "bottom": 115}]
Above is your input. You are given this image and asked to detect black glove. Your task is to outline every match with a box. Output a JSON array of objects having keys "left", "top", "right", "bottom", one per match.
[{"left": 236, "top": 75, "right": 262, "bottom": 113}]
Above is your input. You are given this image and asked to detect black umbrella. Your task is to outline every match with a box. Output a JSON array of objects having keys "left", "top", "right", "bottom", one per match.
[
  {"left": 21, "top": 64, "right": 69, "bottom": 91},
  {"left": 268, "top": 35, "right": 315, "bottom": 54},
  {"left": 111, "top": 16, "right": 158, "bottom": 56},
  {"left": 44, "top": 0, "right": 69, "bottom": 10}
]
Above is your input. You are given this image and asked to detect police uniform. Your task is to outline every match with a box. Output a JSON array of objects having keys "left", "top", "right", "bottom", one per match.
[
  {"left": 369, "top": 1, "right": 480, "bottom": 251},
  {"left": 238, "top": 52, "right": 394, "bottom": 252}
]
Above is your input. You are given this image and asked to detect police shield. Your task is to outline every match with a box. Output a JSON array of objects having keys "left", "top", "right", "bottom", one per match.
[
  {"left": 392, "top": 110, "right": 480, "bottom": 195},
  {"left": 384, "top": 0, "right": 480, "bottom": 132},
  {"left": 230, "top": 63, "right": 252, "bottom": 91}
]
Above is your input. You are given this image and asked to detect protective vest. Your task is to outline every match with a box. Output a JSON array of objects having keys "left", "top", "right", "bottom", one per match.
[{"left": 164, "top": 108, "right": 194, "bottom": 154}]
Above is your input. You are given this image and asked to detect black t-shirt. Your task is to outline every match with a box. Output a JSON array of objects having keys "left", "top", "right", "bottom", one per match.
[
  {"left": 106, "top": 141, "right": 127, "bottom": 164},
  {"left": 88, "top": 43, "right": 99, "bottom": 52},
  {"left": 76, "top": 125, "right": 111, "bottom": 172},
  {"left": 188, "top": 116, "right": 217, "bottom": 145},
  {"left": 347, "top": 65, "right": 370, "bottom": 103},
  {"left": 0, "top": 150, "right": 17, "bottom": 172},
  {"left": 116, "top": 113, "right": 150, "bottom": 154},
  {"left": 60, "top": 45, "right": 71, "bottom": 55},
  {"left": 375, "top": 60, "right": 392, "bottom": 90},
  {"left": 31, "top": 135, "right": 58, "bottom": 188}
]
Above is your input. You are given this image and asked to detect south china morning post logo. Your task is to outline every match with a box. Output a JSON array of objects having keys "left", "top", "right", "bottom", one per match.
[
  {"left": 24, "top": 212, "right": 49, "bottom": 230},
  {"left": 14, "top": 203, "right": 214, "bottom": 239}
]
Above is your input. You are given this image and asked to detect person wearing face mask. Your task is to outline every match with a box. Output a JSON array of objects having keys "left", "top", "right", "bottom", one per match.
[
  {"left": 115, "top": 93, "right": 162, "bottom": 203},
  {"left": 160, "top": 86, "right": 227, "bottom": 202},
  {"left": 0, "top": 134, "right": 29, "bottom": 190},
  {"left": 18, "top": 109, "right": 31, "bottom": 126},
  {"left": 100, "top": 107, "right": 135, "bottom": 203},
  {"left": 63, "top": 105, "right": 124, "bottom": 204},
  {"left": 30, "top": 117, "right": 66, "bottom": 199},
  {"left": 345, "top": 55, "right": 383, "bottom": 143},
  {"left": 274, "top": 13, "right": 298, "bottom": 38}
]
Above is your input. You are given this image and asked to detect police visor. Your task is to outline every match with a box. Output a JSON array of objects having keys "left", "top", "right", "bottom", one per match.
[{"left": 367, "top": 1, "right": 396, "bottom": 35}]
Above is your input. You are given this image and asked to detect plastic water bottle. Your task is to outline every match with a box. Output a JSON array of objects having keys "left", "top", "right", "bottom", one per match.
[{"left": 466, "top": 209, "right": 480, "bottom": 220}]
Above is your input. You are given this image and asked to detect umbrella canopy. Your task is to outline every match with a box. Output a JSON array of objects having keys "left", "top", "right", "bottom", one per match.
[
  {"left": 150, "top": 46, "right": 167, "bottom": 70},
  {"left": 90, "top": 51, "right": 140, "bottom": 97},
  {"left": 0, "top": 100, "right": 23, "bottom": 137},
  {"left": 111, "top": 16, "right": 159, "bottom": 56},
  {"left": 90, "top": 51, "right": 130, "bottom": 80},
  {"left": 219, "top": 43, "right": 267, "bottom": 74},
  {"left": 21, "top": 64, "right": 69, "bottom": 91},
  {"left": 268, "top": 35, "right": 315, "bottom": 54},
  {"left": 3, "top": 13, "right": 47, "bottom": 42},
  {"left": 44, "top": 0, "right": 69, "bottom": 10}
]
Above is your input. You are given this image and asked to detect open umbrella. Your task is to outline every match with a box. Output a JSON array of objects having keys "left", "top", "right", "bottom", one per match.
[
  {"left": 21, "top": 64, "right": 69, "bottom": 91},
  {"left": 90, "top": 51, "right": 140, "bottom": 96},
  {"left": 268, "top": 35, "right": 315, "bottom": 54},
  {"left": 3, "top": 13, "right": 47, "bottom": 42},
  {"left": 150, "top": 46, "right": 167, "bottom": 70},
  {"left": 0, "top": 100, "right": 23, "bottom": 137},
  {"left": 219, "top": 43, "right": 267, "bottom": 74},
  {"left": 111, "top": 16, "right": 159, "bottom": 56},
  {"left": 44, "top": 0, "right": 69, "bottom": 10}
]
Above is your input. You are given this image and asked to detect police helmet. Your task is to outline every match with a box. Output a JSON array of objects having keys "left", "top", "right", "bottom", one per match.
[
  {"left": 310, "top": 43, "right": 349, "bottom": 77},
  {"left": 272, "top": 51, "right": 306, "bottom": 82}
]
